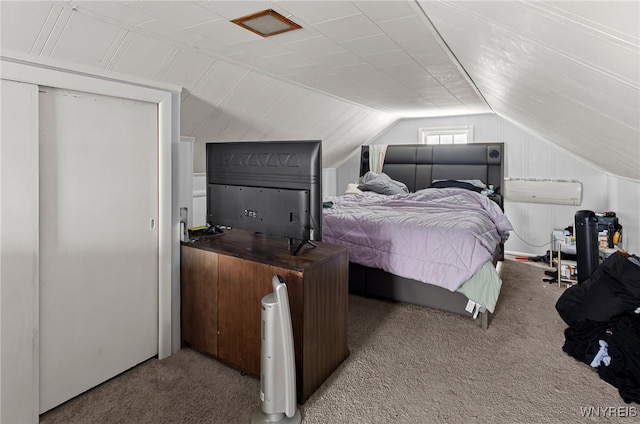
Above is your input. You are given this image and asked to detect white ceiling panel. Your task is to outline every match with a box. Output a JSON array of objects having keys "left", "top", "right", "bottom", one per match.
[
  {"left": 340, "top": 33, "right": 400, "bottom": 56},
  {"left": 364, "top": 49, "right": 414, "bottom": 67},
  {"left": 186, "top": 17, "right": 258, "bottom": 44},
  {"left": 380, "top": 61, "right": 431, "bottom": 79},
  {"left": 240, "top": 88, "right": 294, "bottom": 140},
  {"left": 38, "top": 6, "right": 73, "bottom": 58},
  {"left": 136, "top": 19, "right": 206, "bottom": 45},
  {"left": 49, "top": 12, "right": 122, "bottom": 68},
  {"left": 283, "top": 35, "right": 346, "bottom": 57},
  {"left": 109, "top": 32, "right": 178, "bottom": 79},
  {"left": 198, "top": 0, "right": 276, "bottom": 21},
  {"left": 541, "top": 0, "right": 638, "bottom": 39},
  {"left": 319, "top": 51, "right": 366, "bottom": 68},
  {"left": 313, "top": 13, "right": 382, "bottom": 42},
  {"left": 187, "top": 59, "right": 250, "bottom": 106},
  {"left": 393, "top": 35, "right": 444, "bottom": 57},
  {"left": 215, "top": 72, "right": 275, "bottom": 117},
  {"left": 0, "top": 1, "right": 53, "bottom": 53},
  {"left": 253, "top": 52, "right": 320, "bottom": 73},
  {"left": 353, "top": 0, "right": 419, "bottom": 23},
  {"left": 97, "top": 29, "right": 128, "bottom": 70},
  {"left": 230, "top": 39, "right": 293, "bottom": 59},
  {"left": 248, "top": 77, "right": 293, "bottom": 107},
  {"left": 377, "top": 15, "right": 432, "bottom": 45},
  {"left": 561, "top": 60, "right": 639, "bottom": 110},
  {"left": 191, "top": 37, "right": 245, "bottom": 57},
  {"left": 126, "top": 1, "right": 217, "bottom": 28},
  {"left": 181, "top": 61, "right": 249, "bottom": 129},
  {"left": 73, "top": 1, "right": 155, "bottom": 27},
  {"left": 230, "top": 83, "right": 290, "bottom": 129},
  {"left": 457, "top": 1, "right": 638, "bottom": 83},
  {"left": 279, "top": 63, "right": 336, "bottom": 80},
  {"left": 261, "top": 90, "right": 315, "bottom": 129},
  {"left": 278, "top": 1, "right": 361, "bottom": 25},
  {"left": 157, "top": 48, "right": 215, "bottom": 92}
]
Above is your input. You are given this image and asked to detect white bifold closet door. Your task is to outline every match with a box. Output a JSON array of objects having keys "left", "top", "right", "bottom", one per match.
[{"left": 39, "top": 87, "right": 159, "bottom": 413}]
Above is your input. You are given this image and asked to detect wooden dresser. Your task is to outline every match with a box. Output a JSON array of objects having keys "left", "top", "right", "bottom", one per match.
[{"left": 180, "top": 229, "right": 349, "bottom": 403}]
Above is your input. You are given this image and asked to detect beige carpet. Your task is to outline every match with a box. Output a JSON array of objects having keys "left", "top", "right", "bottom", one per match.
[{"left": 40, "top": 259, "right": 633, "bottom": 424}]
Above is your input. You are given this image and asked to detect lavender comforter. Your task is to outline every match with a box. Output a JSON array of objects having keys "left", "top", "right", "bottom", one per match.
[{"left": 322, "top": 188, "right": 513, "bottom": 291}]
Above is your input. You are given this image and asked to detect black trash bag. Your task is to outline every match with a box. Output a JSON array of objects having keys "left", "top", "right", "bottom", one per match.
[{"left": 555, "top": 252, "right": 640, "bottom": 326}]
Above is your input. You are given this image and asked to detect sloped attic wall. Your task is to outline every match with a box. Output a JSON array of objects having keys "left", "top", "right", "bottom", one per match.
[
  {"left": 420, "top": 0, "right": 640, "bottom": 181},
  {"left": 178, "top": 55, "right": 396, "bottom": 173},
  {"left": 0, "top": 1, "right": 397, "bottom": 172}
]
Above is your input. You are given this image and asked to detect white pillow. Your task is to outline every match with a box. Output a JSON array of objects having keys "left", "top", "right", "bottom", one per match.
[{"left": 344, "top": 183, "right": 364, "bottom": 195}]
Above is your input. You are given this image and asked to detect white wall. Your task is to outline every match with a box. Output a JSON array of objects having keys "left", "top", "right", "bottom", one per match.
[
  {"left": 178, "top": 137, "right": 194, "bottom": 230},
  {"left": 322, "top": 168, "right": 337, "bottom": 198},
  {"left": 336, "top": 150, "right": 363, "bottom": 196},
  {"left": 607, "top": 175, "right": 640, "bottom": 254},
  {"left": 192, "top": 174, "right": 207, "bottom": 228},
  {"left": 336, "top": 113, "right": 639, "bottom": 256}
]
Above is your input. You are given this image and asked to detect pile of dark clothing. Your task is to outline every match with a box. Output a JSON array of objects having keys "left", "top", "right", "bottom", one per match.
[{"left": 556, "top": 251, "right": 640, "bottom": 403}]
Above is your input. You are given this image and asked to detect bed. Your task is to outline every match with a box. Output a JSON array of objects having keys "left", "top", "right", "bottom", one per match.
[{"left": 322, "top": 143, "right": 512, "bottom": 329}]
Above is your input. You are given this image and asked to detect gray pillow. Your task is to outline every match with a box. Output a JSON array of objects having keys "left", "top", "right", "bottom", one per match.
[
  {"left": 432, "top": 179, "right": 486, "bottom": 190},
  {"left": 358, "top": 172, "right": 409, "bottom": 195},
  {"left": 431, "top": 180, "right": 484, "bottom": 193}
]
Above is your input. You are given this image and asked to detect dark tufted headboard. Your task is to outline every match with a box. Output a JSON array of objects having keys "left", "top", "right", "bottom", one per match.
[{"left": 360, "top": 143, "right": 504, "bottom": 194}]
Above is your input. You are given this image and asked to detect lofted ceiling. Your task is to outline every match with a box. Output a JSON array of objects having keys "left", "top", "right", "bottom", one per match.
[{"left": 0, "top": 1, "right": 638, "bottom": 179}]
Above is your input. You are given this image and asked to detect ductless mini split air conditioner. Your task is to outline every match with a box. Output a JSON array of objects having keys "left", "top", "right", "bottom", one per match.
[{"left": 504, "top": 178, "right": 582, "bottom": 206}]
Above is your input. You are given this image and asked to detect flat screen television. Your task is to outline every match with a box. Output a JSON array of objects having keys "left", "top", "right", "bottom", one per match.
[{"left": 206, "top": 140, "right": 322, "bottom": 255}]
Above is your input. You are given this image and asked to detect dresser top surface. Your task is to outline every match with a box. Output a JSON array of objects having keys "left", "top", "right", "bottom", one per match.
[{"left": 182, "top": 229, "right": 348, "bottom": 271}]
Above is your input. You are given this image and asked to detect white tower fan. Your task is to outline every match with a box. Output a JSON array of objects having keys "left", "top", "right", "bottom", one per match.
[{"left": 251, "top": 275, "right": 302, "bottom": 424}]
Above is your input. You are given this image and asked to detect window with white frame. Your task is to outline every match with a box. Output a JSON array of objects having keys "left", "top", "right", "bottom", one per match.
[{"left": 418, "top": 125, "right": 474, "bottom": 145}]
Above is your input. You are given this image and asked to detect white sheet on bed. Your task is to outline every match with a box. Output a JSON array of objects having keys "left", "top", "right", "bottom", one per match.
[
  {"left": 456, "top": 261, "right": 502, "bottom": 313},
  {"left": 322, "top": 188, "right": 513, "bottom": 292}
]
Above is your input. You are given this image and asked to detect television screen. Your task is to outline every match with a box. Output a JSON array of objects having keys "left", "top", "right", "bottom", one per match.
[{"left": 206, "top": 140, "right": 322, "bottom": 251}]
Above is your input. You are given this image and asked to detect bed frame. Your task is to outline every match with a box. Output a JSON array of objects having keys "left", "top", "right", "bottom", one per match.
[{"left": 351, "top": 143, "right": 505, "bottom": 329}]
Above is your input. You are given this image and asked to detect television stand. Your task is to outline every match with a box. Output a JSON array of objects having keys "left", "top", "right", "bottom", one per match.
[
  {"left": 180, "top": 229, "right": 349, "bottom": 402},
  {"left": 291, "top": 239, "right": 317, "bottom": 256}
]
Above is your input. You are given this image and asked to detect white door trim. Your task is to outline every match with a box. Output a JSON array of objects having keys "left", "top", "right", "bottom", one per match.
[
  {"left": 0, "top": 53, "right": 179, "bottom": 423},
  {"left": 0, "top": 79, "right": 40, "bottom": 424}
]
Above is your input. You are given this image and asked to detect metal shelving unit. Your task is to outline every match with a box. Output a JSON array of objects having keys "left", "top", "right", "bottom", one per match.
[{"left": 553, "top": 243, "right": 578, "bottom": 287}]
